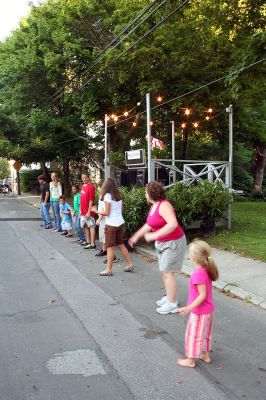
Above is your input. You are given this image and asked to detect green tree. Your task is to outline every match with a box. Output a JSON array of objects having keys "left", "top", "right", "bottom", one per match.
[{"left": 0, "top": 158, "right": 10, "bottom": 179}]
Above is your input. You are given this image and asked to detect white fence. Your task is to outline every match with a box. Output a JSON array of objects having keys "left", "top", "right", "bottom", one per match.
[{"left": 150, "top": 159, "right": 230, "bottom": 189}]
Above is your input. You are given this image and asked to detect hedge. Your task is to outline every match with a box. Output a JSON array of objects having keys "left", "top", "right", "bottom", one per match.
[{"left": 121, "top": 181, "right": 231, "bottom": 237}]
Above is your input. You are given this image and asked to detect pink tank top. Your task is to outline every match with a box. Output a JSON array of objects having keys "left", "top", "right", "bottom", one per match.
[{"left": 146, "top": 200, "right": 184, "bottom": 242}]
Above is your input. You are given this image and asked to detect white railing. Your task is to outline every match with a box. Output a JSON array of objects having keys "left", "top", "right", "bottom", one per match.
[{"left": 151, "top": 159, "right": 230, "bottom": 189}]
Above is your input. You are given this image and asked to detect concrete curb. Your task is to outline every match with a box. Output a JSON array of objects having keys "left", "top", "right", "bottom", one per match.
[{"left": 136, "top": 245, "right": 266, "bottom": 310}]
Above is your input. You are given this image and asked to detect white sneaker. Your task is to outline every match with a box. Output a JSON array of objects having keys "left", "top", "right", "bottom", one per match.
[
  {"left": 156, "top": 296, "right": 179, "bottom": 307},
  {"left": 156, "top": 301, "right": 179, "bottom": 315},
  {"left": 156, "top": 295, "right": 168, "bottom": 307}
]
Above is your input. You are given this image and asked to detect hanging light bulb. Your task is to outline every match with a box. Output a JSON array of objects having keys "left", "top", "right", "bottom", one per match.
[
  {"left": 132, "top": 122, "right": 137, "bottom": 127},
  {"left": 205, "top": 116, "right": 210, "bottom": 120},
  {"left": 185, "top": 108, "right": 191, "bottom": 116},
  {"left": 207, "top": 108, "right": 213, "bottom": 113},
  {"left": 150, "top": 121, "right": 154, "bottom": 126},
  {"left": 124, "top": 111, "right": 129, "bottom": 117},
  {"left": 193, "top": 122, "right": 199, "bottom": 128},
  {"left": 181, "top": 123, "right": 186, "bottom": 128},
  {"left": 157, "top": 96, "right": 162, "bottom": 102},
  {"left": 137, "top": 102, "right": 141, "bottom": 106},
  {"left": 113, "top": 116, "right": 118, "bottom": 122},
  {"left": 111, "top": 113, "right": 116, "bottom": 120}
]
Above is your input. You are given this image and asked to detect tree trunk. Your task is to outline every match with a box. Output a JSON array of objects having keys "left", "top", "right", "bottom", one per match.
[
  {"left": 40, "top": 161, "right": 49, "bottom": 181},
  {"left": 63, "top": 159, "right": 70, "bottom": 197},
  {"left": 252, "top": 146, "right": 266, "bottom": 193}
]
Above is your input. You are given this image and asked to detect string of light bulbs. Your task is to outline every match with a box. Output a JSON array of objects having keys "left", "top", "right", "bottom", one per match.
[{"left": 107, "top": 57, "right": 266, "bottom": 128}]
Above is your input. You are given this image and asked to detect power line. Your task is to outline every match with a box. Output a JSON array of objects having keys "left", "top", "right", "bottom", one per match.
[
  {"left": 27, "top": 0, "right": 166, "bottom": 115},
  {"left": 45, "top": 0, "right": 169, "bottom": 107},
  {"left": 74, "top": 0, "right": 189, "bottom": 95}
]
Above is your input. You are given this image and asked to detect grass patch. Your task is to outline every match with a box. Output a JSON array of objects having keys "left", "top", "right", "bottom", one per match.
[{"left": 206, "top": 202, "right": 266, "bottom": 262}]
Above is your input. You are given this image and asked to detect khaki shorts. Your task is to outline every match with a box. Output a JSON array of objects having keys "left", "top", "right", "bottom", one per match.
[
  {"left": 155, "top": 235, "right": 186, "bottom": 272},
  {"left": 105, "top": 224, "right": 125, "bottom": 248}
]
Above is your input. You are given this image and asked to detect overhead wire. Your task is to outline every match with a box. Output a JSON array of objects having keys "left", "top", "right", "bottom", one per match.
[{"left": 73, "top": 0, "right": 190, "bottom": 95}]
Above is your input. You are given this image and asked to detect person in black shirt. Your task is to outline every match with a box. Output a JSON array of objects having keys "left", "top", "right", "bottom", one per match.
[{"left": 38, "top": 175, "right": 52, "bottom": 229}]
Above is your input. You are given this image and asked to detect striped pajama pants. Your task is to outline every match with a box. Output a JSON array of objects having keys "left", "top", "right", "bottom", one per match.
[{"left": 185, "top": 312, "right": 214, "bottom": 358}]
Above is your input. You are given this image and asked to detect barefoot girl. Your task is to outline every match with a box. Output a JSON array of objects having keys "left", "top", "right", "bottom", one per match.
[{"left": 177, "top": 240, "right": 219, "bottom": 368}]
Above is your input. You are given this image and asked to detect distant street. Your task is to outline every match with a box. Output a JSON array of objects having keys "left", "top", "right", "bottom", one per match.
[{"left": 0, "top": 196, "right": 266, "bottom": 400}]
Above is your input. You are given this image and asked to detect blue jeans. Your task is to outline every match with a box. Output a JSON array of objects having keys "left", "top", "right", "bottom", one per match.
[
  {"left": 40, "top": 202, "right": 52, "bottom": 226},
  {"left": 75, "top": 215, "right": 85, "bottom": 241},
  {"left": 51, "top": 201, "right": 61, "bottom": 231}
]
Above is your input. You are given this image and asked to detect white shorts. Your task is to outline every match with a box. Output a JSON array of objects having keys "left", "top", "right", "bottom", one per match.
[
  {"left": 61, "top": 221, "right": 72, "bottom": 231},
  {"left": 99, "top": 220, "right": 106, "bottom": 243},
  {"left": 80, "top": 215, "right": 96, "bottom": 228}
]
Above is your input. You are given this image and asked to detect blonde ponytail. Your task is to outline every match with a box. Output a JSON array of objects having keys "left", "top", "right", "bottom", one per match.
[{"left": 188, "top": 240, "right": 219, "bottom": 281}]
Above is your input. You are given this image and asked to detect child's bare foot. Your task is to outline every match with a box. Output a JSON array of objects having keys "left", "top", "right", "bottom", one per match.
[
  {"left": 176, "top": 358, "right": 195, "bottom": 368},
  {"left": 199, "top": 352, "right": 211, "bottom": 363}
]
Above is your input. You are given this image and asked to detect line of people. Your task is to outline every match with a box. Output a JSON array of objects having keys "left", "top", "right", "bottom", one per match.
[{"left": 38, "top": 173, "right": 219, "bottom": 368}]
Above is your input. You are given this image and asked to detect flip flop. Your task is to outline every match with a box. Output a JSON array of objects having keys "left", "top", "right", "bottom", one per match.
[
  {"left": 100, "top": 272, "right": 113, "bottom": 276},
  {"left": 124, "top": 265, "right": 135, "bottom": 273}
]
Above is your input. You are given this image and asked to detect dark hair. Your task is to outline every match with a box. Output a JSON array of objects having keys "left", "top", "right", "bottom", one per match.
[
  {"left": 59, "top": 195, "right": 66, "bottom": 201},
  {"left": 146, "top": 181, "right": 165, "bottom": 201},
  {"left": 188, "top": 240, "right": 219, "bottom": 281},
  {"left": 81, "top": 171, "right": 89, "bottom": 177},
  {"left": 72, "top": 184, "right": 79, "bottom": 191},
  {"left": 100, "top": 178, "right": 122, "bottom": 201},
  {"left": 38, "top": 175, "right": 47, "bottom": 182}
]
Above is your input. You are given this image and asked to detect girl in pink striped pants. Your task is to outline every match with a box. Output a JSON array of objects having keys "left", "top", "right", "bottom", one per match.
[{"left": 177, "top": 240, "right": 219, "bottom": 368}]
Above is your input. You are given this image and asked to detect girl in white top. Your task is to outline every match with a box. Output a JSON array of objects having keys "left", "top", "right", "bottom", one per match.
[
  {"left": 49, "top": 172, "right": 62, "bottom": 231},
  {"left": 92, "top": 178, "right": 133, "bottom": 276}
]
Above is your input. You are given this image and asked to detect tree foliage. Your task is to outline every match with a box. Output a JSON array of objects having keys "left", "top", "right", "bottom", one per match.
[{"left": 0, "top": 0, "right": 265, "bottom": 191}]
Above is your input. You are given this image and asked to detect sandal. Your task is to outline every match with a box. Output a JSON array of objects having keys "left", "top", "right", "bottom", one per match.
[
  {"left": 100, "top": 271, "right": 113, "bottom": 276},
  {"left": 124, "top": 265, "right": 135, "bottom": 273}
]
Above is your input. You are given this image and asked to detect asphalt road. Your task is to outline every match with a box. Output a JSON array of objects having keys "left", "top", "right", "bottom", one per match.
[{"left": 0, "top": 196, "right": 265, "bottom": 400}]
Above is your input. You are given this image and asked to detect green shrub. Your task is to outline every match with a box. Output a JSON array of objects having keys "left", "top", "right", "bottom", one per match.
[
  {"left": 120, "top": 181, "right": 232, "bottom": 238},
  {"left": 20, "top": 169, "right": 43, "bottom": 193},
  {"left": 166, "top": 182, "right": 199, "bottom": 228},
  {"left": 120, "top": 186, "right": 149, "bottom": 237},
  {"left": 193, "top": 180, "right": 232, "bottom": 225}
]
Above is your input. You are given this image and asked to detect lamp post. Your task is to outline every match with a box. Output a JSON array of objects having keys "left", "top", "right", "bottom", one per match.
[
  {"left": 104, "top": 114, "right": 109, "bottom": 179},
  {"left": 226, "top": 104, "right": 233, "bottom": 229},
  {"left": 226, "top": 105, "right": 233, "bottom": 190},
  {"left": 170, "top": 120, "right": 176, "bottom": 182}
]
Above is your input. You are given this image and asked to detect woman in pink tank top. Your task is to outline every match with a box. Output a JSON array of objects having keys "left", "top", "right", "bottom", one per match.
[{"left": 129, "top": 182, "right": 187, "bottom": 315}]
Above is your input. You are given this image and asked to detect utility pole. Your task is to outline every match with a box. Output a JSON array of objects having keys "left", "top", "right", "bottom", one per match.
[{"left": 146, "top": 93, "right": 152, "bottom": 182}]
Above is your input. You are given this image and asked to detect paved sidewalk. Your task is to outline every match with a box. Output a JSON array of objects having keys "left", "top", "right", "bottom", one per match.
[{"left": 18, "top": 192, "right": 266, "bottom": 310}]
